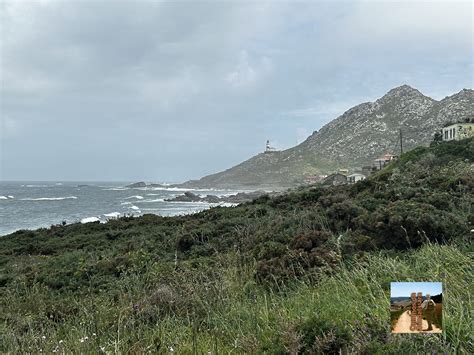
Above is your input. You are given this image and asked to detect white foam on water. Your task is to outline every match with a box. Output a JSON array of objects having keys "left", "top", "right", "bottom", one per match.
[
  {"left": 7, "top": 195, "right": 14, "bottom": 199},
  {"left": 102, "top": 187, "right": 130, "bottom": 191},
  {"left": 167, "top": 201, "right": 209, "bottom": 204},
  {"left": 20, "top": 196, "right": 78, "bottom": 201},
  {"left": 219, "top": 202, "right": 238, "bottom": 207},
  {"left": 149, "top": 187, "right": 196, "bottom": 192},
  {"left": 26, "top": 184, "right": 49, "bottom": 188},
  {"left": 103, "top": 212, "right": 121, "bottom": 218},
  {"left": 0, "top": 196, "right": 8, "bottom": 200},
  {"left": 120, "top": 202, "right": 132, "bottom": 206},
  {"left": 81, "top": 217, "right": 100, "bottom": 224},
  {"left": 129, "top": 205, "right": 140, "bottom": 210},
  {"left": 125, "top": 195, "right": 144, "bottom": 200},
  {"left": 135, "top": 198, "right": 165, "bottom": 203}
]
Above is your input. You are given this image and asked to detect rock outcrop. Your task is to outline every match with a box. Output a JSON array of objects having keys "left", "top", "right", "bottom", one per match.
[{"left": 165, "top": 191, "right": 267, "bottom": 204}]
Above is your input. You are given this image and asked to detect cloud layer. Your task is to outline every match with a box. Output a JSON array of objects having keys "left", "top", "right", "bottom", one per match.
[{"left": 1, "top": 0, "right": 472, "bottom": 181}]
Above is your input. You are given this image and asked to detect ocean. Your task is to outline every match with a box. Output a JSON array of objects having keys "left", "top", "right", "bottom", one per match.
[{"left": 0, "top": 181, "right": 244, "bottom": 236}]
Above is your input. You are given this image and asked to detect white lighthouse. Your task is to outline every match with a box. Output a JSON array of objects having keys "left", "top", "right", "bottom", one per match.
[{"left": 265, "top": 140, "right": 277, "bottom": 153}]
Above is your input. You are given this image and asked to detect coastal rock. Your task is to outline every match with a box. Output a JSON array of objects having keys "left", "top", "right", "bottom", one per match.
[
  {"left": 165, "top": 191, "right": 267, "bottom": 204},
  {"left": 224, "top": 191, "right": 267, "bottom": 203},
  {"left": 204, "top": 195, "right": 221, "bottom": 203},
  {"left": 127, "top": 182, "right": 147, "bottom": 188},
  {"left": 165, "top": 192, "right": 202, "bottom": 202}
]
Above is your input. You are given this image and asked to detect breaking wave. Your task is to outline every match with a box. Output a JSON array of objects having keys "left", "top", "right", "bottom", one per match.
[
  {"left": 81, "top": 217, "right": 100, "bottom": 224},
  {"left": 20, "top": 196, "right": 78, "bottom": 201},
  {"left": 103, "top": 212, "right": 121, "bottom": 218},
  {"left": 148, "top": 187, "right": 197, "bottom": 192},
  {"left": 135, "top": 198, "right": 165, "bottom": 203},
  {"left": 125, "top": 195, "right": 144, "bottom": 200}
]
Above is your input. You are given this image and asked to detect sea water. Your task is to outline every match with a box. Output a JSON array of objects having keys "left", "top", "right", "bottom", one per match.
[{"left": 0, "top": 181, "right": 243, "bottom": 236}]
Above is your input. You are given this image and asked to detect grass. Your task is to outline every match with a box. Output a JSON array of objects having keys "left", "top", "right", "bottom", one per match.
[
  {"left": 390, "top": 309, "right": 405, "bottom": 330},
  {"left": 1, "top": 243, "right": 472, "bottom": 353}
]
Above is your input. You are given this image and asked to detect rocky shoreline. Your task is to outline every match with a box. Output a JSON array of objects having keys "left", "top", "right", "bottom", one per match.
[{"left": 164, "top": 191, "right": 267, "bottom": 204}]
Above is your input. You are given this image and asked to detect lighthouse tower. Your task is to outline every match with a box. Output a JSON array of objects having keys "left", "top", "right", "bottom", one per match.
[{"left": 265, "top": 140, "right": 276, "bottom": 153}]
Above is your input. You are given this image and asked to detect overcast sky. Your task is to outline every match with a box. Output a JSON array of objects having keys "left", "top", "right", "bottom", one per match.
[{"left": 1, "top": 0, "right": 472, "bottom": 182}]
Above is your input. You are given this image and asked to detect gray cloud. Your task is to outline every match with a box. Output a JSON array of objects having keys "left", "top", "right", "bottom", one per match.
[{"left": 1, "top": 0, "right": 472, "bottom": 181}]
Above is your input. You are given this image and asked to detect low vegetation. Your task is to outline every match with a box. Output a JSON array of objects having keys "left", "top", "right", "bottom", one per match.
[{"left": 0, "top": 138, "right": 473, "bottom": 353}]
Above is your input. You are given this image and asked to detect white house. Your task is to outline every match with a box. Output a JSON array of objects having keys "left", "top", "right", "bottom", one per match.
[
  {"left": 347, "top": 173, "right": 366, "bottom": 184},
  {"left": 442, "top": 123, "right": 474, "bottom": 141}
]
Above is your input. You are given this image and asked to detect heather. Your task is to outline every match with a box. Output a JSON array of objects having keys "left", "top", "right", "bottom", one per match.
[{"left": 0, "top": 139, "right": 473, "bottom": 353}]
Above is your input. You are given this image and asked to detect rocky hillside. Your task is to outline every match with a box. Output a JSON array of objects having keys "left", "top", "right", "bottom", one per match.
[{"left": 182, "top": 85, "right": 473, "bottom": 188}]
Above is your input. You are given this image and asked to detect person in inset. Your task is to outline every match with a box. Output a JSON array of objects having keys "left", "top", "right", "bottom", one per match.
[{"left": 422, "top": 293, "right": 436, "bottom": 330}]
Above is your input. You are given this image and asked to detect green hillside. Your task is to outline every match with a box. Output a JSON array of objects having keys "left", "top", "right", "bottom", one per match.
[{"left": 0, "top": 138, "right": 473, "bottom": 353}]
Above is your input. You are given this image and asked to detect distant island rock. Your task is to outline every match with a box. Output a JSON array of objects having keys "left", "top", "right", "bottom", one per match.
[{"left": 126, "top": 182, "right": 147, "bottom": 188}]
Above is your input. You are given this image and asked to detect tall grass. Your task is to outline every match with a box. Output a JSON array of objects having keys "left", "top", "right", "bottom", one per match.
[{"left": 1, "top": 242, "right": 472, "bottom": 353}]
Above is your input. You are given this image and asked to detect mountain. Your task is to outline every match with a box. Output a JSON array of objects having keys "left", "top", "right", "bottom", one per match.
[{"left": 181, "top": 85, "right": 473, "bottom": 189}]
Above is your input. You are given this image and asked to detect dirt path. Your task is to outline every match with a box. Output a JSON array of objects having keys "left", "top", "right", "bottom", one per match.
[{"left": 392, "top": 310, "right": 442, "bottom": 333}]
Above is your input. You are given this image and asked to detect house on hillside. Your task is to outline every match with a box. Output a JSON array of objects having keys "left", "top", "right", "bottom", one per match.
[
  {"left": 373, "top": 153, "right": 398, "bottom": 170},
  {"left": 304, "top": 174, "right": 328, "bottom": 184},
  {"left": 442, "top": 122, "right": 474, "bottom": 141},
  {"left": 321, "top": 173, "right": 347, "bottom": 186},
  {"left": 347, "top": 173, "right": 366, "bottom": 184}
]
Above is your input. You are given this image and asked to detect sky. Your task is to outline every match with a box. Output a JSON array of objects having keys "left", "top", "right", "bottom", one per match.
[
  {"left": 390, "top": 282, "right": 443, "bottom": 297},
  {"left": 1, "top": 0, "right": 473, "bottom": 182}
]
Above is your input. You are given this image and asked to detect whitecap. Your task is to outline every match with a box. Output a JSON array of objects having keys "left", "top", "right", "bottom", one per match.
[
  {"left": 168, "top": 201, "right": 209, "bottom": 204},
  {"left": 104, "top": 212, "right": 121, "bottom": 219},
  {"left": 125, "top": 195, "right": 144, "bottom": 200},
  {"left": 7, "top": 195, "right": 14, "bottom": 199},
  {"left": 129, "top": 205, "right": 140, "bottom": 210},
  {"left": 20, "top": 196, "right": 78, "bottom": 201},
  {"left": 102, "top": 187, "right": 130, "bottom": 191},
  {"left": 135, "top": 198, "right": 164, "bottom": 203},
  {"left": 120, "top": 201, "right": 132, "bottom": 206},
  {"left": 149, "top": 187, "right": 196, "bottom": 192},
  {"left": 0, "top": 196, "right": 8, "bottom": 200},
  {"left": 219, "top": 202, "right": 238, "bottom": 207},
  {"left": 81, "top": 217, "right": 100, "bottom": 224}
]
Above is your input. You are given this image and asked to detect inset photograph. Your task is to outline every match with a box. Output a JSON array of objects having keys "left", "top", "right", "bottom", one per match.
[{"left": 390, "top": 282, "right": 442, "bottom": 333}]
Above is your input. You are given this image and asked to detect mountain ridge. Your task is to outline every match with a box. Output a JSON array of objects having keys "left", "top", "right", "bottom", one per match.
[{"left": 181, "top": 85, "right": 473, "bottom": 189}]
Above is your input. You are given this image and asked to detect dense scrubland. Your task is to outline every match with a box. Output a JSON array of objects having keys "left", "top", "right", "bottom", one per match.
[{"left": 0, "top": 139, "right": 473, "bottom": 353}]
